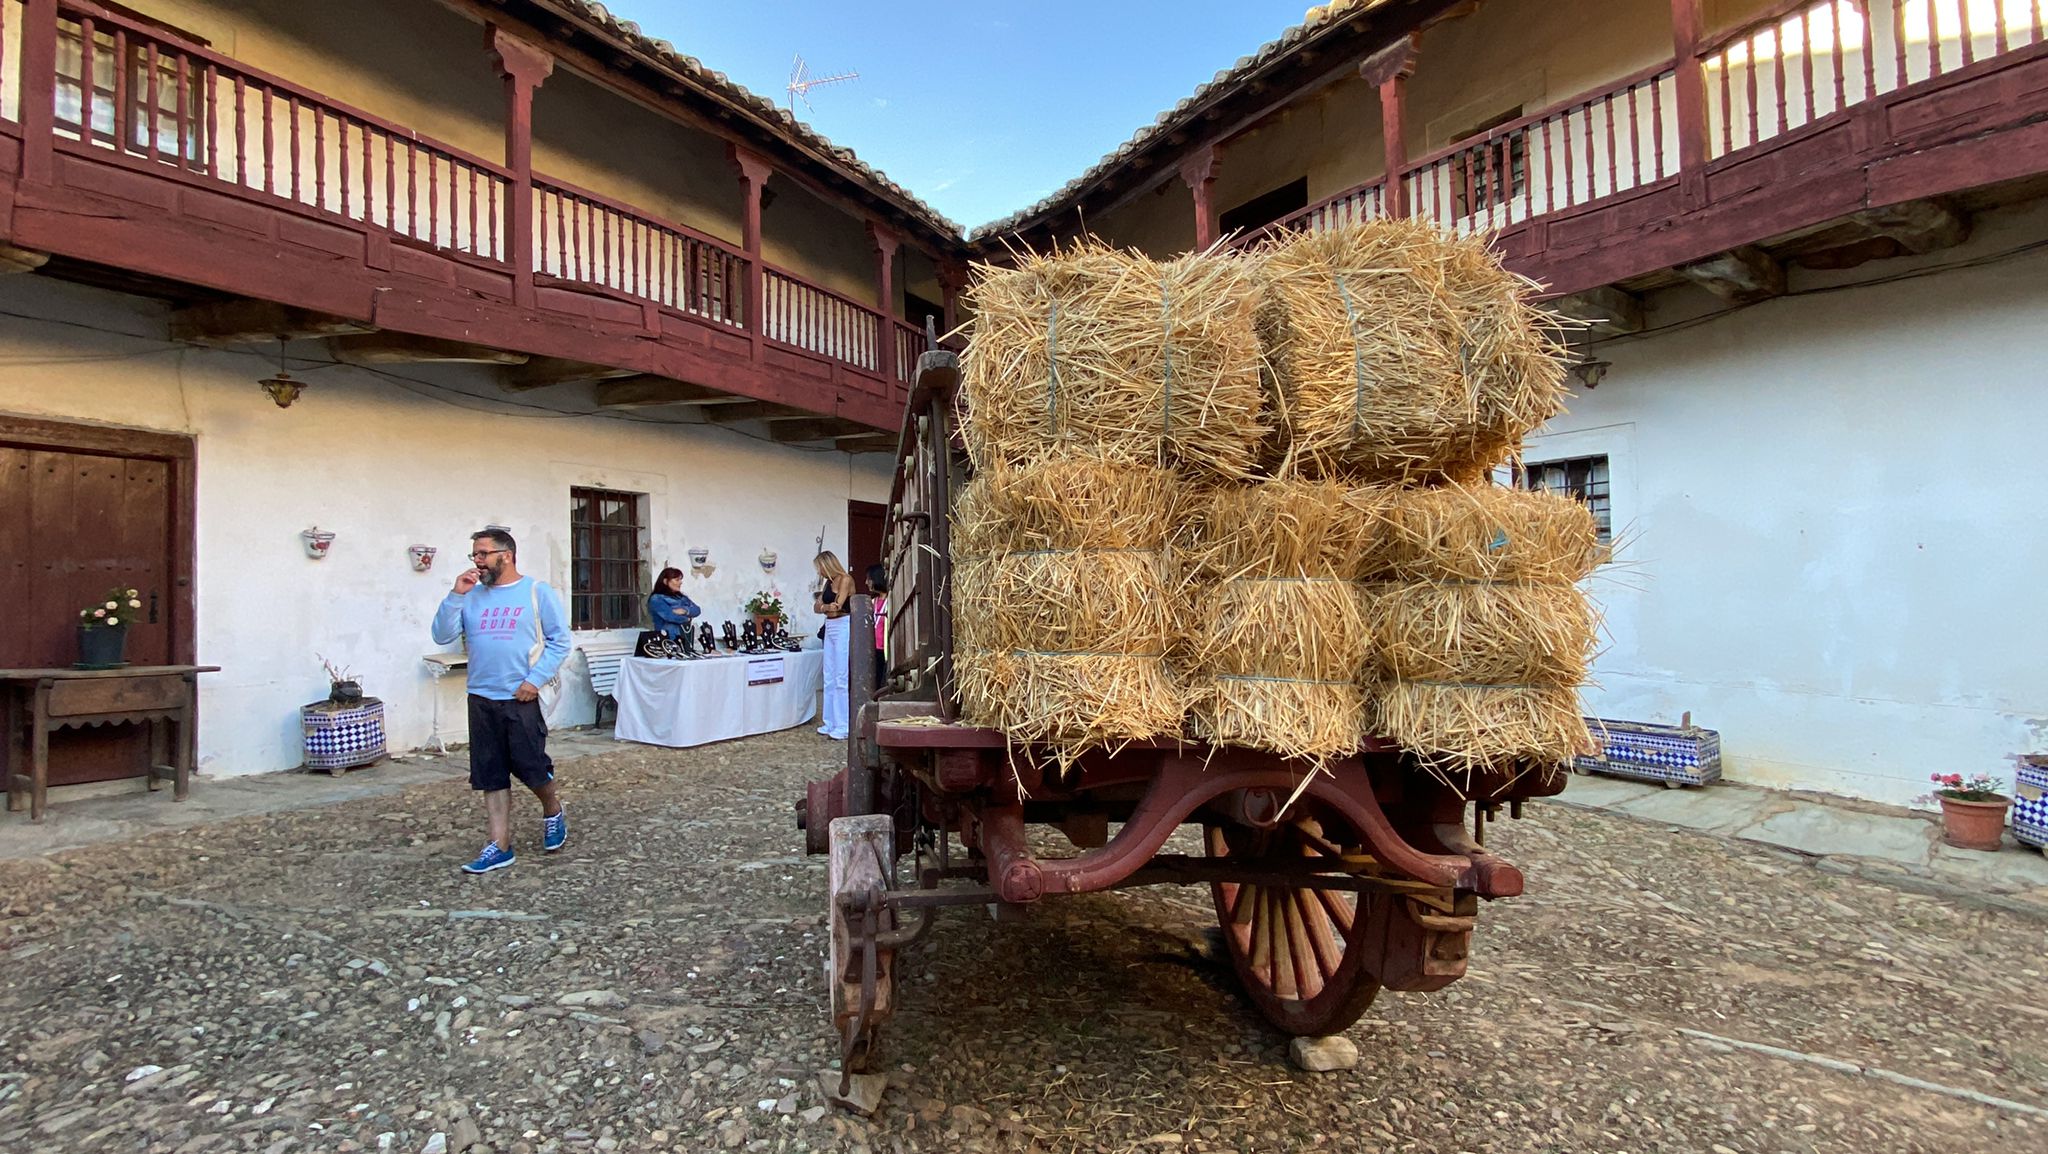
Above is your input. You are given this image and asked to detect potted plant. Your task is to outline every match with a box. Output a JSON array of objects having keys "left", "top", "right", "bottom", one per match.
[
  {"left": 1924, "top": 773, "right": 2011, "bottom": 852},
  {"left": 744, "top": 589, "right": 788, "bottom": 636},
  {"left": 320, "top": 655, "right": 363, "bottom": 704},
  {"left": 75, "top": 586, "right": 143, "bottom": 669}
]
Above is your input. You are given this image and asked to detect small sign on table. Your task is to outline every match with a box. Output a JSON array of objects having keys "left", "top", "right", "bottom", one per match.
[{"left": 745, "top": 657, "right": 785, "bottom": 686}]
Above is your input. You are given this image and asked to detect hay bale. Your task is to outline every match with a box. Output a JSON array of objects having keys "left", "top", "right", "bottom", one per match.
[
  {"left": 950, "top": 458, "right": 1187, "bottom": 755},
  {"left": 1178, "top": 481, "right": 1384, "bottom": 760},
  {"left": 953, "top": 457, "right": 1180, "bottom": 557},
  {"left": 1364, "top": 481, "right": 1602, "bottom": 776},
  {"left": 1371, "top": 682, "right": 1595, "bottom": 777},
  {"left": 1378, "top": 483, "right": 1602, "bottom": 583},
  {"left": 960, "top": 243, "right": 1267, "bottom": 480},
  {"left": 1258, "top": 220, "right": 1571, "bottom": 481},
  {"left": 1183, "top": 479, "right": 1388, "bottom": 581},
  {"left": 955, "top": 648, "right": 1186, "bottom": 751},
  {"left": 1363, "top": 581, "right": 1594, "bottom": 686},
  {"left": 1184, "top": 576, "right": 1371, "bottom": 760}
]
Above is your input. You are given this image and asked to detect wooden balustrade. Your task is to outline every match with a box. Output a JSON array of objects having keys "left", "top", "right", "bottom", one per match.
[
  {"left": 892, "top": 319, "right": 925, "bottom": 385},
  {"left": 1268, "top": 178, "right": 1388, "bottom": 238},
  {"left": 534, "top": 175, "right": 748, "bottom": 328},
  {"left": 1405, "top": 65, "right": 1678, "bottom": 235},
  {"left": 50, "top": 0, "right": 511, "bottom": 262},
  {"left": 1702, "top": 0, "right": 2044, "bottom": 158},
  {"left": 763, "top": 266, "right": 882, "bottom": 375}
]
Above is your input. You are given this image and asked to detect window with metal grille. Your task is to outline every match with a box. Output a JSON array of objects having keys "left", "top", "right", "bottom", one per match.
[
  {"left": 55, "top": 8, "right": 208, "bottom": 165},
  {"left": 1519, "top": 455, "right": 1612, "bottom": 544},
  {"left": 569, "top": 488, "right": 646, "bottom": 630}
]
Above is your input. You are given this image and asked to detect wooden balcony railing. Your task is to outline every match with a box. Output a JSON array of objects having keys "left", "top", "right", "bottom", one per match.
[
  {"left": 1405, "top": 65, "right": 1678, "bottom": 236},
  {"left": 892, "top": 319, "right": 926, "bottom": 385},
  {"left": 534, "top": 174, "right": 748, "bottom": 328},
  {"left": 48, "top": 0, "right": 512, "bottom": 263},
  {"left": 1702, "top": 0, "right": 2046, "bottom": 158},
  {"left": 1257, "top": 0, "right": 2043, "bottom": 245},
  {"left": 762, "top": 266, "right": 882, "bottom": 374},
  {"left": 1270, "top": 177, "right": 1388, "bottom": 237}
]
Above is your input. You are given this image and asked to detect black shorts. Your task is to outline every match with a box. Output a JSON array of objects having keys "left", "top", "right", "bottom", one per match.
[{"left": 467, "top": 695, "right": 554, "bottom": 792}]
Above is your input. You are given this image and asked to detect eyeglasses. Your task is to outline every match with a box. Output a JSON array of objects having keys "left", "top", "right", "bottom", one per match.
[{"left": 469, "top": 549, "right": 508, "bottom": 560}]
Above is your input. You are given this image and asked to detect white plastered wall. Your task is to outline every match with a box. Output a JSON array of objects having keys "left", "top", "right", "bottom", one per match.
[
  {"left": 0, "top": 276, "right": 890, "bottom": 779},
  {"left": 1531, "top": 199, "right": 2048, "bottom": 807}
]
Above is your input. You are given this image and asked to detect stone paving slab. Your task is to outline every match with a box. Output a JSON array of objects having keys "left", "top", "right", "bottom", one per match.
[
  {"left": 1603, "top": 780, "right": 1787, "bottom": 834},
  {"left": 1734, "top": 804, "right": 1940, "bottom": 866}
]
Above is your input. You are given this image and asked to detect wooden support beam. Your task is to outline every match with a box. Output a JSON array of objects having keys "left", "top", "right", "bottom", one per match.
[
  {"left": 0, "top": 244, "right": 50, "bottom": 275},
  {"left": 1179, "top": 146, "right": 1221, "bottom": 249},
  {"left": 769, "top": 418, "right": 873, "bottom": 443},
  {"left": 1849, "top": 200, "right": 1971, "bottom": 255},
  {"left": 1679, "top": 246, "right": 1784, "bottom": 304},
  {"left": 328, "top": 334, "right": 530, "bottom": 366},
  {"left": 501, "top": 356, "right": 640, "bottom": 391},
  {"left": 592, "top": 377, "right": 746, "bottom": 409},
  {"left": 1550, "top": 287, "right": 1646, "bottom": 336},
  {"left": 169, "top": 301, "right": 373, "bottom": 346},
  {"left": 703, "top": 401, "right": 815, "bottom": 424},
  {"left": 840, "top": 435, "right": 898, "bottom": 454}
]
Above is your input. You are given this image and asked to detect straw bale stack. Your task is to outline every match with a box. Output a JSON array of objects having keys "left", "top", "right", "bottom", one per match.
[
  {"left": 1258, "top": 220, "right": 1572, "bottom": 481},
  {"left": 1181, "top": 480, "right": 1384, "bottom": 760},
  {"left": 960, "top": 243, "right": 1267, "bottom": 480},
  {"left": 1364, "top": 483, "right": 1600, "bottom": 777},
  {"left": 951, "top": 458, "right": 1187, "bottom": 756}
]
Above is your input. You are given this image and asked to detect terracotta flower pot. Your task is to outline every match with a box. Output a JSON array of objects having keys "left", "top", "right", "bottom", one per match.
[{"left": 1938, "top": 795, "right": 2011, "bottom": 851}]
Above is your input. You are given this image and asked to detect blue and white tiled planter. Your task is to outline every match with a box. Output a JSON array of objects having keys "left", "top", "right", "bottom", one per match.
[
  {"left": 1574, "top": 718, "right": 1722, "bottom": 787},
  {"left": 2014, "top": 759, "right": 2048, "bottom": 851},
  {"left": 303, "top": 698, "right": 387, "bottom": 772}
]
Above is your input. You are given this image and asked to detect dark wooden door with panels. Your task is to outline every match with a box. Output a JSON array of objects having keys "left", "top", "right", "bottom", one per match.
[{"left": 0, "top": 416, "right": 196, "bottom": 785}]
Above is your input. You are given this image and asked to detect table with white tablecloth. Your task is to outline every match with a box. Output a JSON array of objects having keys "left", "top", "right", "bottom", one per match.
[{"left": 611, "top": 650, "right": 824, "bottom": 748}]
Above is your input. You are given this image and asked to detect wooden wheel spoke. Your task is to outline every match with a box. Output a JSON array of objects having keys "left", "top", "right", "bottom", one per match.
[
  {"left": 1282, "top": 888, "right": 1322, "bottom": 1000},
  {"left": 1314, "top": 883, "right": 1356, "bottom": 936},
  {"left": 1266, "top": 889, "right": 1299, "bottom": 999},
  {"left": 1248, "top": 885, "right": 1274, "bottom": 978},
  {"left": 1295, "top": 888, "right": 1343, "bottom": 980}
]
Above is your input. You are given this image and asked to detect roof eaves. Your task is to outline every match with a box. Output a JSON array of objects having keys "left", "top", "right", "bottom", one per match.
[
  {"left": 966, "top": 0, "right": 1391, "bottom": 241},
  {"left": 550, "top": 0, "right": 966, "bottom": 242}
]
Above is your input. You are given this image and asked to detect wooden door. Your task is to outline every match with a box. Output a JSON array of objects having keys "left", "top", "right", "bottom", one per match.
[
  {"left": 1, "top": 418, "right": 194, "bottom": 785},
  {"left": 847, "top": 500, "right": 886, "bottom": 588}
]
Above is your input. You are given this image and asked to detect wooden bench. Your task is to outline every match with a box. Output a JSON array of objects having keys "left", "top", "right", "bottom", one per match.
[
  {"left": 2, "top": 666, "right": 219, "bottom": 822},
  {"left": 579, "top": 641, "right": 638, "bottom": 727}
]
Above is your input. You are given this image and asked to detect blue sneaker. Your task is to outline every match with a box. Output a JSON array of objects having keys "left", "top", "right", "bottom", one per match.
[
  {"left": 461, "top": 843, "right": 516, "bottom": 874},
  {"left": 542, "top": 809, "right": 568, "bottom": 853}
]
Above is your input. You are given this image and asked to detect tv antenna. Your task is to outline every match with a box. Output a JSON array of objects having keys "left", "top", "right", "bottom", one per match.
[{"left": 787, "top": 53, "right": 859, "bottom": 114}]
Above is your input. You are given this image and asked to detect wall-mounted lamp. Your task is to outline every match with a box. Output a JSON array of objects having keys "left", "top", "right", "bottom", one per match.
[
  {"left": 259, "top": 340, "right": 305, "bottom": 408},
  {"left": 1570, "top": 359, "right": 1612, "bottom": 390}
]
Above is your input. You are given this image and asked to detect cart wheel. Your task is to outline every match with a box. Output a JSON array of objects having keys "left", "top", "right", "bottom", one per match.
[
  {"left": 827, "top": 815, "right": 897, "bottom": 1074},
  {"left": 1205, "top": 818, "right": 1382, "bottom": 1036}
]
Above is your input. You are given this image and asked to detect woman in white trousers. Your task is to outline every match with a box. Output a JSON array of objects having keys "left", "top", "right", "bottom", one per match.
[{"left": 812, "top": 551, "right": 855, "bottom": 740}]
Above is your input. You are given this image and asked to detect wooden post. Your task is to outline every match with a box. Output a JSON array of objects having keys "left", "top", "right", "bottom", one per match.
[
  {"left": 868, "top": 222, "right": 900, "bottom": 381},
  {"left": 938, "top": 262, "right": 969, "bottom": 336},
  {"left": 1670, "top": 0, "right": 1709, "bottom": 210},
  {"left": 20, "top": 0, "right": 59, "bottom": 186},
  {"left": 486, "top": 27, "right": 554, "bottom": 308},
  {"left": 1179, "top": 146, "right": 1220, "bottom": 249},
  {"left": 1362, "top": 35, "right": 1419, "bottom": 219},
  {"left": 729, "top": 144, "right": 773, "bottom": 357}
]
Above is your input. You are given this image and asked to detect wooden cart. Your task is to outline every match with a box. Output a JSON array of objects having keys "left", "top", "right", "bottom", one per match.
[{"left": 797, "top": 333, "right": 1560, "bottom": 1079}]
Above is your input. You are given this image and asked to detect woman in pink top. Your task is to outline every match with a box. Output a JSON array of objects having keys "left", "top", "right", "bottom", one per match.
[{"left": 865, "top": 563, "right": 888, "bottom": 690}]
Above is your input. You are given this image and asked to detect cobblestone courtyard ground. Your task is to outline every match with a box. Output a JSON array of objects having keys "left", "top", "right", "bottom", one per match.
[{"left": 2, "top": 730, "right": 2044, "bottom": 1153}]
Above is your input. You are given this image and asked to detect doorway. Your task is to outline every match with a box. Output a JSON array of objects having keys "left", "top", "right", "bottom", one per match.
[
  {"left": 847, "top": 499, "right": 886, "bottom": 587},
  {"left": 1, "top": 416, "right": 196, "bottom": 784}
]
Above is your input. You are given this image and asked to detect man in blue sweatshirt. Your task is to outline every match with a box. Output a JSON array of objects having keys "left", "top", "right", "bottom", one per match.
[{"left": 431, "top": 528, "right": 573, "bottom": 874}]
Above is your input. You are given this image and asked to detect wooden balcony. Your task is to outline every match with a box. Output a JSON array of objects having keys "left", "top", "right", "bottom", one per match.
[
  {"left": 1257, "top": 1, "right": 2048, "bottom": 300},
  {"left": 0, "top": 0, "right": 934, "bottom": 432}
]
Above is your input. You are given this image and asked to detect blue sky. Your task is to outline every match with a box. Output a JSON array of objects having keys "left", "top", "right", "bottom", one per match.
[{"left": 607, "top": 1, "right": 1318, "bottom": 230}]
